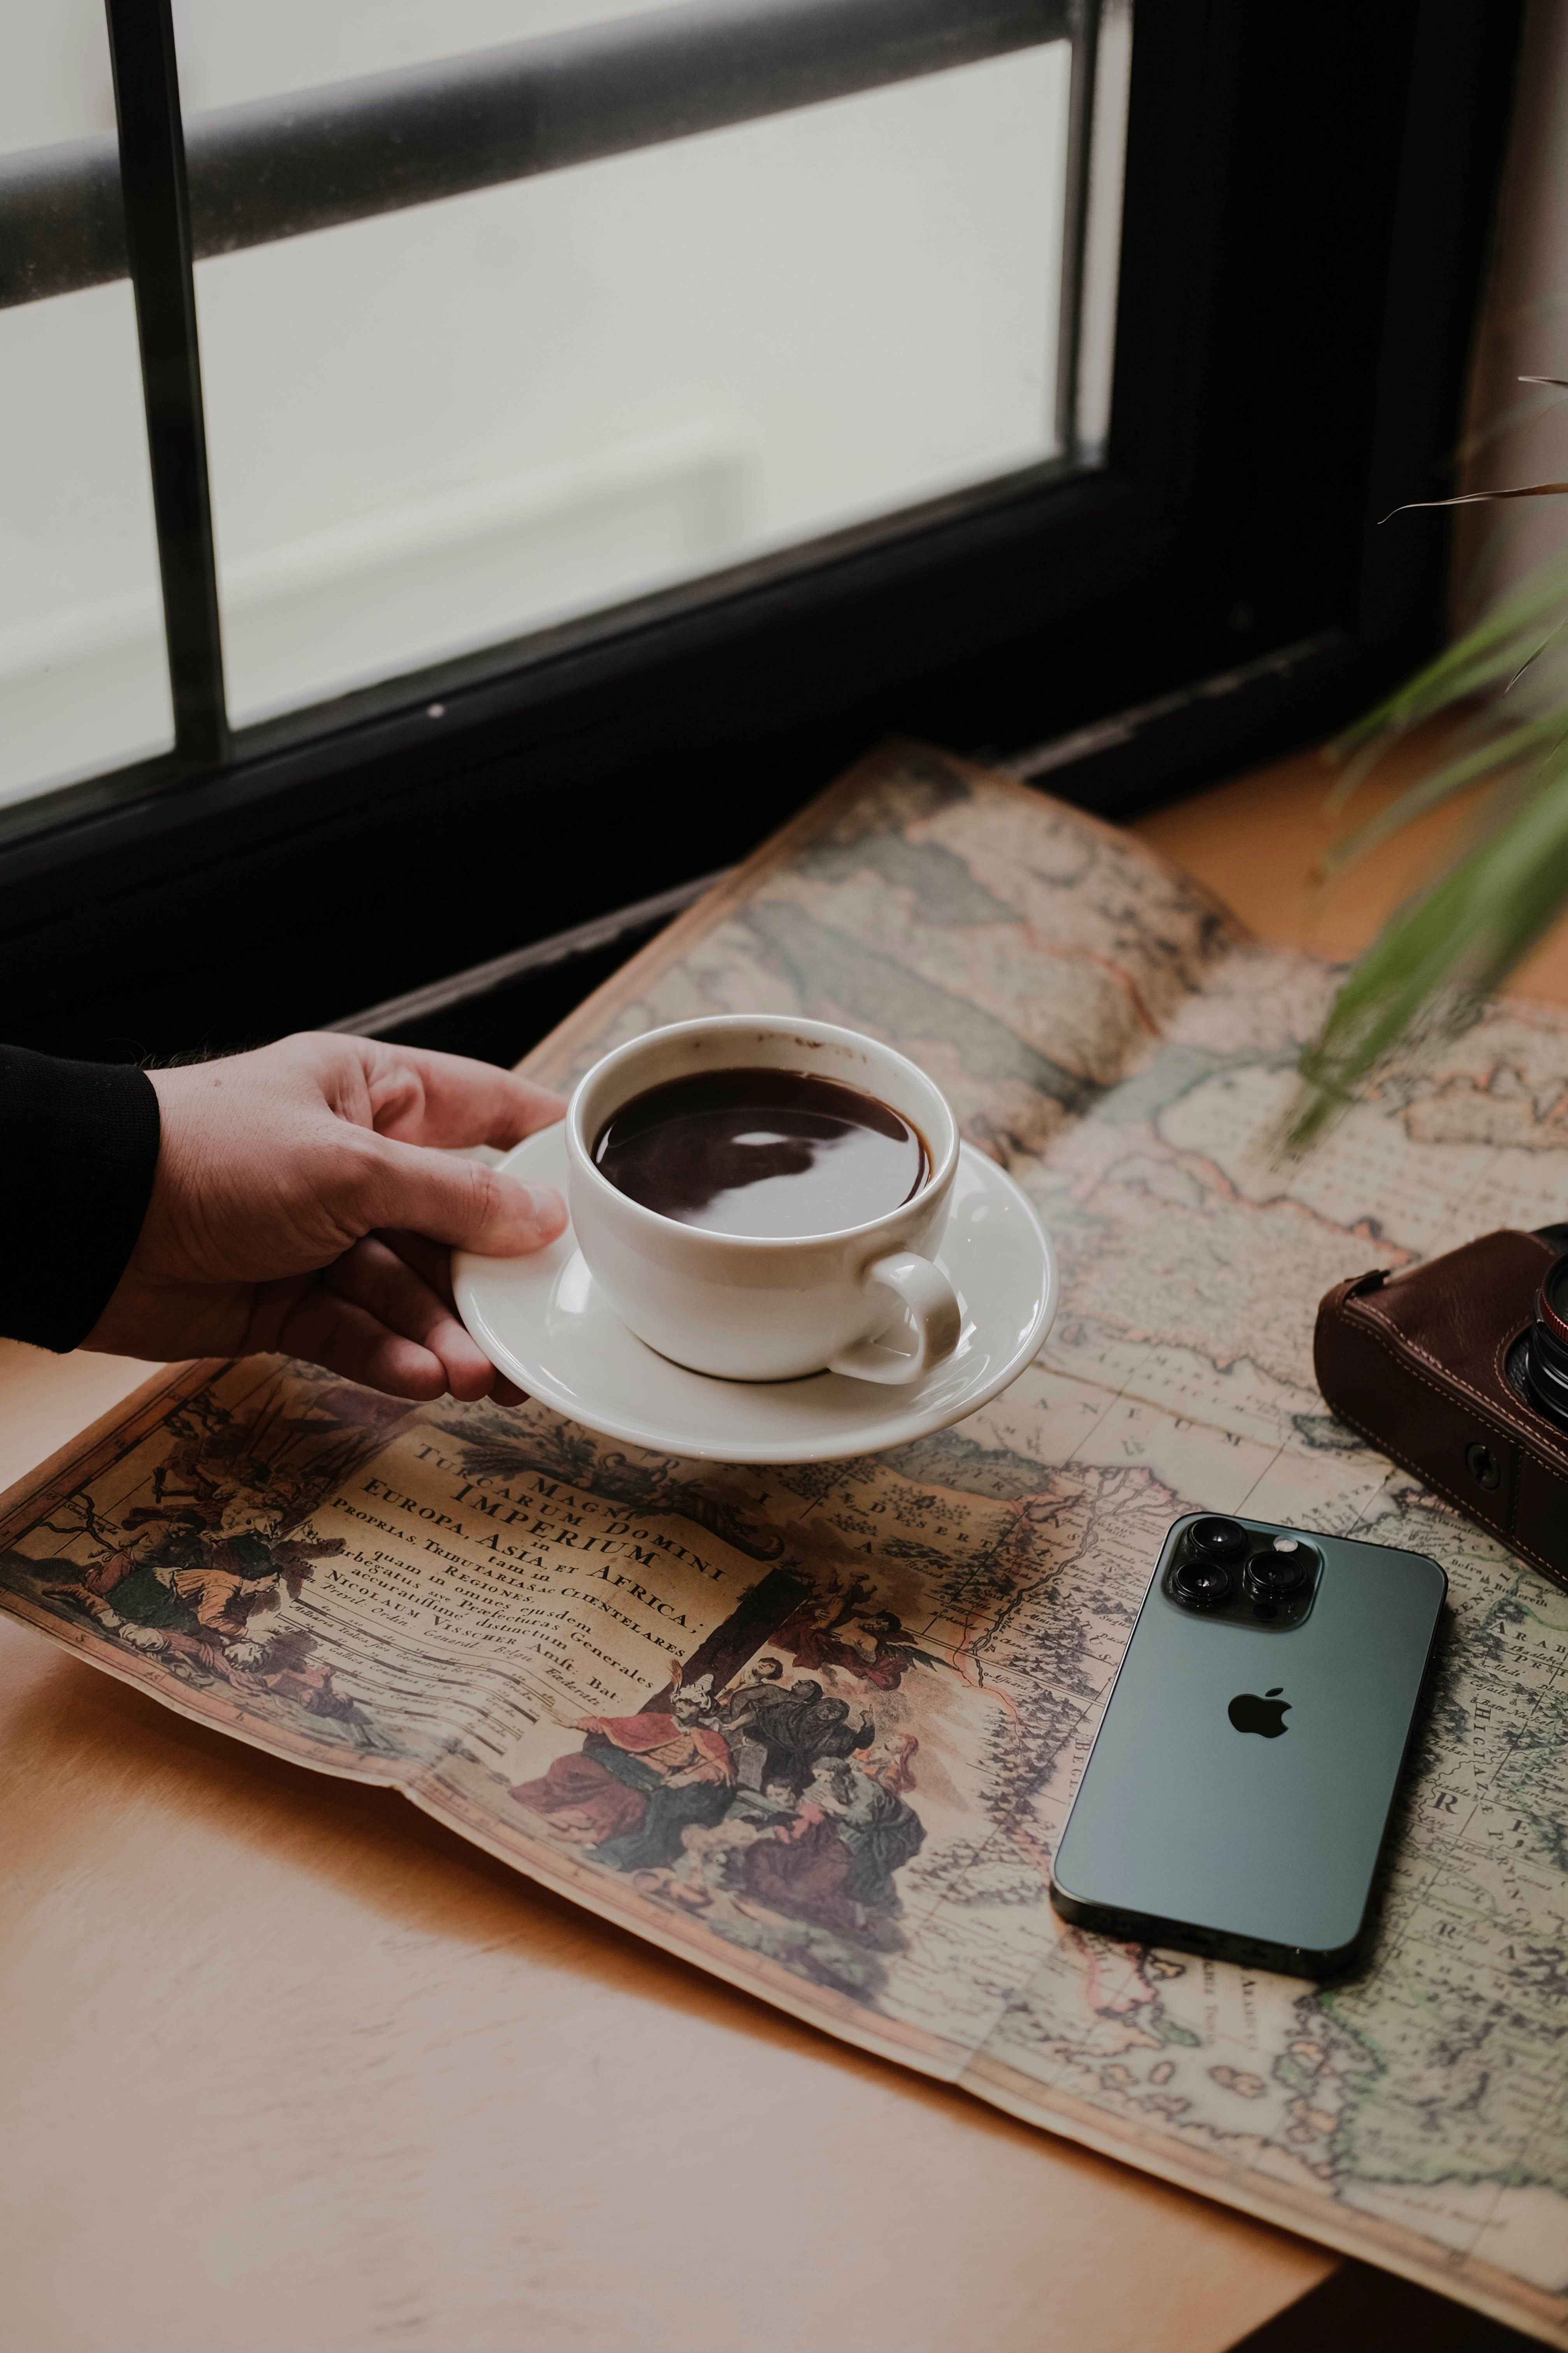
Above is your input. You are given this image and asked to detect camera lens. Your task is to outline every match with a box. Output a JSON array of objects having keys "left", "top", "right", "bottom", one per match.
[
  {"left": 1188, "top": 1516, "right": 1249, "bottom": 1563},
  {"left": 1525, "top": 1255, "right": 1568, "bottom": 1431},
  {"left": 1244, "top": 1538, "right": 1310, "bottom": 1599},
  {"left": 1172, "top": 1556, "right": 1233, "bottom": 1607}
]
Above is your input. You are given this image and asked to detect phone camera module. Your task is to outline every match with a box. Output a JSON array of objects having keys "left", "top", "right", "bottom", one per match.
[
  {"left": 1172, "top": 1556, "right": 1234, "bottom": 1607},
  {"left": 1244, "top": 1538, "right": 1310, "bottom": 1600}
]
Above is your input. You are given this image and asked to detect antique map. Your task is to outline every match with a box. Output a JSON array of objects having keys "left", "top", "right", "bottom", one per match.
[{"left": 4, "top": 745, "right": 1568, "bottom": 2342}]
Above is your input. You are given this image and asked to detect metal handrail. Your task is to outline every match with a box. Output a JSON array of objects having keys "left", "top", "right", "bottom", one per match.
[{"left": 1, "top": 0, "right": 1067, "bottom": 309}]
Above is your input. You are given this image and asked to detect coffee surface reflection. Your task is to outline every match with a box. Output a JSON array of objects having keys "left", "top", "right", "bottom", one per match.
[{"left": 592, "top": 1067, "right": 928, "bottom": 1238}]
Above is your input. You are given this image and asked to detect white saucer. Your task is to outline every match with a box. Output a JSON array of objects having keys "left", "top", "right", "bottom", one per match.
[{"left": 454, "top": 1128, "right": 1056, "bottom": 1464}]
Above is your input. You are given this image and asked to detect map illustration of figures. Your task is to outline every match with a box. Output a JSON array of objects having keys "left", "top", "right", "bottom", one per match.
[{"left": 4, "top": 743, "right": 1568, "bottom": 2342}]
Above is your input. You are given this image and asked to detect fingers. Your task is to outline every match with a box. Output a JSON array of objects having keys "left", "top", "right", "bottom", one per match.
[
  {"left": 276, "top": 1286, "right": 452, "bottom": 1402},
  {"left": 325, "top": 1235, "right": 499, "bottom": 1402},
  {"left": 379, "top": 1227, "right": 460, "bottom": 1300},
  {"left": 381, "top": 1233, "right": 525, "bottom": 1401},
  {"left": 264, "top": 1249, "right": 523, "bottom": 1404},
  {"left": 348, "top": 1038, "right": 566, "bottom": 1151},
  {"left": 352, "top": 1135, "right": 567, "bottom": 1257}
]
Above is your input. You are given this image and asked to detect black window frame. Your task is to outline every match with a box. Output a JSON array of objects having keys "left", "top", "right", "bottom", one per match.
[{"left": 0, "top": 0, "right": 1524, "bottom": 1062}]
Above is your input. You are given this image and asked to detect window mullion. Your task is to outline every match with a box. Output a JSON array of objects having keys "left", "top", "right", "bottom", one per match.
[
  {"left": 1053, "top": 0, "right": 1101, "bottom": 463},
  {"left": 103, "top": 0, "right": 227, "bottom": 768}
]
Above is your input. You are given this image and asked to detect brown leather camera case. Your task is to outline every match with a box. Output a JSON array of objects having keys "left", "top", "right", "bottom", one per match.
[{"left": 1315, "top": 1227, "right": 1568, "bottom": 1593}]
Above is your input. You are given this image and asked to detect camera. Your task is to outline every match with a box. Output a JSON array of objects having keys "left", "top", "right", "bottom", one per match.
[
  {"left": 1522, "top": 1250, "right": 1568, "bottom": 1431},
  {"left": 1316, "top": 1223, "right": 1568, "bottom": 1591}
]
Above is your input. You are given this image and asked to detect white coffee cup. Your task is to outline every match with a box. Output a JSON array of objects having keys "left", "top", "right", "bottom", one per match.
[{"left": 565, "top": 1015, "right": 963, "bottom": 1384}]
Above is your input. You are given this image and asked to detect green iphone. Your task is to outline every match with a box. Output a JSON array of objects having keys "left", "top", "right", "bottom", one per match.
[{"left": 1049, "top": 1513, "right": 1447, "bottom": 1978}]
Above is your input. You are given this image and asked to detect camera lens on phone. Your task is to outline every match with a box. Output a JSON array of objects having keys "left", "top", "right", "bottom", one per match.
[
  {"left": 1172, "top": 1556, "right": 1233, "bottom": 1607},
  {"left": 1244, "top": 1538, "right": 1310, "bottom": 1599},
  {"left": 1188, "top": 1515, "right": 1248, "bottom": 1563}
]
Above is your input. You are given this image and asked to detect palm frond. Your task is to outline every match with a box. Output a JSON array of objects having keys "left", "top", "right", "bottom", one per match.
[
  {"left": 1283, "top": 392, "right": 1568, "bottom": 1147},
  {"left": 1384, "top": 480, "right": 1568, "bottom": 516},
  {"left": 1288, "top": 744, "right": 1568, "bottom": 1150},
  {"left": 1329, "top": 541, "right": 1568, "bottom": 776},
  {"left": 1320, "top": 715, "right": 1568, "bottom": 875}
]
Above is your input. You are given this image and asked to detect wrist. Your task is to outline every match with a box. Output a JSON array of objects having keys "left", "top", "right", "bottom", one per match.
[{"left": 0, "top": 1049, "right": 162, "bottom": 1352}]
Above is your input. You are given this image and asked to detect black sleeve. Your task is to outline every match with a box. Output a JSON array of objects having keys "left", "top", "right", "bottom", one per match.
[{"left": 0, "top": 1046, "right": 162, "bottom": 1353}]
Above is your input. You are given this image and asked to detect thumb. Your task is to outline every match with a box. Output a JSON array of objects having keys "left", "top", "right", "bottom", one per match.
[{"left": 355, "top": 1137, "right": 567, "bottom": 1256}]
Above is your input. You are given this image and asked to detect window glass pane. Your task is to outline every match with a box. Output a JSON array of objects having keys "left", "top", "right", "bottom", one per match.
[
  {"left": 0, "top": 4, "right": 174, "bottom": 808},
  {"left": 172, "top": 0, "right": 680, "bottom": 106},
  {"left": 176, "top": 5, "right": 1073, "bottom": 726}
]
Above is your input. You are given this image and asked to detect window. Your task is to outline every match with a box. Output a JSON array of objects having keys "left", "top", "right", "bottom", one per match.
[
  {"left": 3, "top": 0, "right": 1126, "bottom": 779},
  {"left": 0, "top": 1, "right": 1523, "bottom": 1060}
]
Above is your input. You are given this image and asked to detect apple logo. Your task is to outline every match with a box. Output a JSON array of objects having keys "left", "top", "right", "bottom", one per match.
[{"left": 1229, "top": 1686, "right": 1290, "bottom": 1738}]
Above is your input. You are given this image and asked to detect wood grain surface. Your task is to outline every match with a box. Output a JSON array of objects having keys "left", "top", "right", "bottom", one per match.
[
  {"left": 4, "top": 736, "right": 1495, "bottom": 2353},
  {"left": 1130, "top": 723, "right": 1568, "bottom": 1004}
]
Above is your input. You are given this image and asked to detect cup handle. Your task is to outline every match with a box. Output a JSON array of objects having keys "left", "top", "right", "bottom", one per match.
[{"left": 826, "top": 1251, "right": 962, "bottom": 1386}]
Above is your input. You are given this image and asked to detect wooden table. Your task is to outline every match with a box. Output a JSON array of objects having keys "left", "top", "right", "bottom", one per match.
[{"left": 2, "top": 736, "right": 1549, "bottom": 2353}]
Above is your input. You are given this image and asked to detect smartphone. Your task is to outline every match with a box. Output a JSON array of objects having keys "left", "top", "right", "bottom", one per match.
[{"left": 1049, "top": 1512, "right": 1447, "bottom": 1978}]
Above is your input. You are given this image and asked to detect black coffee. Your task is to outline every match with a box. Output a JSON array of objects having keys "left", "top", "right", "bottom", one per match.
[{"left": 594, "top": 1067, "right": 928, "bottom": 1238}]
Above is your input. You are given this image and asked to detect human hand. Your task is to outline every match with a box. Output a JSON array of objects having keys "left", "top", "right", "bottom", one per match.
[{"left": 83, "top": 1032, "right": 566, "bottom": 1401}]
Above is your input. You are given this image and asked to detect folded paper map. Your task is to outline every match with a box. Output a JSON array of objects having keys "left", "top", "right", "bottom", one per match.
[{"left": 4, "top": 744, "right": 1567, "bottom": 2344}]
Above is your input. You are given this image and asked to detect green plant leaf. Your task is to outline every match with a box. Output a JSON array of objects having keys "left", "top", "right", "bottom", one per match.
[
  {"left": 1384, "top": 481, "right": 1568, "bottom": 517},
  {"left": 1288, "top": 748, "right": 1568, "bottom": 1150},
  {"left": 1325, "top": 546, "right": 1568, "bottom": 803},
  {"left": 1321, "top": 716, "right": 1568, "bottom": 874}
]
